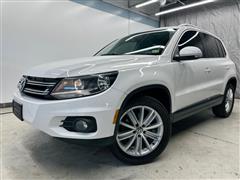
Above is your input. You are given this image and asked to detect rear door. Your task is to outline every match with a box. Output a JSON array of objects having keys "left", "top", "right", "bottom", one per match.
[{"left": 200, "top": 33, "right": 228, "bottom": 97}]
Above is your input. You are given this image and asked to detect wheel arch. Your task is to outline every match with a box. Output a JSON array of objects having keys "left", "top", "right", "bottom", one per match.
[
  {"left": 227, "top": 77, "right": 237, "bottom": 90},
  {"left": 119, "top": 85, "right": 172, "bottom": 114}
]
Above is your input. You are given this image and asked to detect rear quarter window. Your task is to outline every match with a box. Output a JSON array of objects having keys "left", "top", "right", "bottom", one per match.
[{"left": 201, "top": 33, "right": 226, "bottom": 58}]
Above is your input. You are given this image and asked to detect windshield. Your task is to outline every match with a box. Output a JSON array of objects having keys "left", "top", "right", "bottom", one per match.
[{"left": 96, "top": 29, "right": 176, "bottom": 56}]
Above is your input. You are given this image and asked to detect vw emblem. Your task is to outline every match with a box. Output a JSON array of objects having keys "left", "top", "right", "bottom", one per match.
[{"left": 18, "top": 77, "right": 27, "bottom": 92}]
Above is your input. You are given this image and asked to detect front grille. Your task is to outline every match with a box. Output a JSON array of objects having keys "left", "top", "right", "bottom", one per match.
[{"left": 22, "top": 76, "right": 62, "bottom": 99}]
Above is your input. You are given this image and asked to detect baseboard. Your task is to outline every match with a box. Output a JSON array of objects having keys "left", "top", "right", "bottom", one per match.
[{"left": 0, "top": 103, "right": 12, "bottom": 108}]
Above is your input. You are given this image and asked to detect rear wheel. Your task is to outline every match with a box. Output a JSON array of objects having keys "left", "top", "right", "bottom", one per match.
[
  {"left": 111, "top": 96, "right": 171, "bottom": 165},
  {"left": 212, "top": 84, "right": 235, "bottom": 118}
]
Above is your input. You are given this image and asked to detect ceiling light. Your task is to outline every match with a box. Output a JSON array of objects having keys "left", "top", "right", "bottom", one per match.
[
  {"left": 155, "top": 0, "right": 216, "bottom": 16},
  {"left": 135, "top": 0, "right": 159, "bottom": 8}
]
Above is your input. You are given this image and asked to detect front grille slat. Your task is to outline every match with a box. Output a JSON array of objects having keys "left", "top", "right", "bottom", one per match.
[
  {"left": 21, "top": 76, "right": 62, "bottom": 99},
  {"left": 27, "top": 80, "right": 56, "bottom": 86},
  {"left": 24, "top": 88, "right": 50, "bottom": 95}
]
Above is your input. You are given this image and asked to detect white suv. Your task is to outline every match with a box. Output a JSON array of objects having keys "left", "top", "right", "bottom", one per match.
[{"left": 13, "top": 24, "right": 237, "bottom": 164}]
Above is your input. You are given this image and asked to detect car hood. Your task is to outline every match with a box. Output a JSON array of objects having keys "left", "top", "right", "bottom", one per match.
[{"left": 25, "top": 55, "right": 159, "bottom": 78}]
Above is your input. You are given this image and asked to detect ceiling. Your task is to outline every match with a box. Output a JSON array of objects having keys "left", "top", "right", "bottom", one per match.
[{"left": 102, "top": 0, "right": 223, "bottom": 21}]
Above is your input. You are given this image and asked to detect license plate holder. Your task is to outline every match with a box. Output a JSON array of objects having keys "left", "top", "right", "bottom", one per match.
[{"left": 12, "top": 101, "right": 23, "bottom": 121}]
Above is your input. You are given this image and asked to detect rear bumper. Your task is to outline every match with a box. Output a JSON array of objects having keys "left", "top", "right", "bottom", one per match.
[{"left": 13, "top": 88, "right": 124, "bottom": 140}]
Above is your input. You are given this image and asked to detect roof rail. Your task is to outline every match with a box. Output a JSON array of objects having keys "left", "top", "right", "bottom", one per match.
[{"left": 178, "top": 24, "right": 198, "bottom": 28}]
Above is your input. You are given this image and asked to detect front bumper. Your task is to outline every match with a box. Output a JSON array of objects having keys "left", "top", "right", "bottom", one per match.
[{"left": 13, "top": 88, "right": 125, "bottom": 140}]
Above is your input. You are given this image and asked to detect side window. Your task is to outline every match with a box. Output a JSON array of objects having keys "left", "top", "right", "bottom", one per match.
[
  {"left": 200, "top": 33, "right": 225, "bottom": 58},
  {"left": 216, "top": 39, "right": 226, "bottom": 57},
  {"left": 176, "top": 31, "right": 204, "bottom": 57}
]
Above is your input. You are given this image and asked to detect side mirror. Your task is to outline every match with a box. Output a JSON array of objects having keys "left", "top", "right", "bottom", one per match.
[{"left": 174, "top": 46, "right": 203, "bottom": 61}]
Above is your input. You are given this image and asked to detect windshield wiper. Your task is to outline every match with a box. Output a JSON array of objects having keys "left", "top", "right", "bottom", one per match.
[{"left": 101, "top": 53, "right": 120, "bottom": 56}]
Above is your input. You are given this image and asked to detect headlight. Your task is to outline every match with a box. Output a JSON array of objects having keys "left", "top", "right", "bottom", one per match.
[{"left": 51, "top": 71, "right": 118, "bottom": 99}]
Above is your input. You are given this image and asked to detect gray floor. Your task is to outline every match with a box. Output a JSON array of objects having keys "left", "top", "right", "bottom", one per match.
[{"left": 1, "top": 100, "right": 239, "bottom": 180}]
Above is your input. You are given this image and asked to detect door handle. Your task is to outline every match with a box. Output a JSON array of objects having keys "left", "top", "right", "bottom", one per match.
[{"left": 204, "top": 67, "right": 211, "bottom": 73}]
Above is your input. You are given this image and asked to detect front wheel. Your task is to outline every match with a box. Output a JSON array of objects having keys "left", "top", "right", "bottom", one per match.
[{"left": 111, "top": 96, "right": 171, "bottom": 165}]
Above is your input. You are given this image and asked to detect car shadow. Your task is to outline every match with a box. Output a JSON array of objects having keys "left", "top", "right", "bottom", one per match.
[{"left": 172, "top": 109, "right": 214, "bottom": 135}]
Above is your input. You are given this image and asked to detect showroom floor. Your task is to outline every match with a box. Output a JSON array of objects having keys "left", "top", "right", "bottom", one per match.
[{"left": 1, "top": 100, "right": 239, "bottom": 180}]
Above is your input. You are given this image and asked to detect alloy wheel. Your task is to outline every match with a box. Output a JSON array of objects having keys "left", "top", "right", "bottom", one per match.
[
  {"left": 116, "top": 106, "right": 164, "bottom": 157},
  {"left": 225, "top": 88, "right": 234, "bottom": 113}
]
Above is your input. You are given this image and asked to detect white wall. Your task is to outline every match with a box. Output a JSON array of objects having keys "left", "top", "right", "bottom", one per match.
[{"left": 0, "top": 0, "right": 158, "bottom": 104}]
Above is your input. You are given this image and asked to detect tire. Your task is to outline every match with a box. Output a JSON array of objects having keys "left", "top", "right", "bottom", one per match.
[
  {"left": 212, "top": 84, "right": 235, "bottom": 118},
  {"left": 111, "top": 96, "right": 171, "bottom": 165}
]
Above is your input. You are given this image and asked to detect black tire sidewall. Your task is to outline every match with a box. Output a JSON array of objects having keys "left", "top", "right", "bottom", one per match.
[{"left": 111, "top": 96, "right": 171, "bottom": 165}]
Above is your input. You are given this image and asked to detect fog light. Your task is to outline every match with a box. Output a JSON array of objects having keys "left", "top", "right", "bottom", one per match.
[
  {"left": 61, "top": 116, "right": 97, "bottom": 133},
  {"left": 75, "top": 119, "right": 89, "bottom": 132}
]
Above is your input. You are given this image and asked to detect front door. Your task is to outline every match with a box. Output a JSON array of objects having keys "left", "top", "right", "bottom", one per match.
[{"left": 173, "top": 30, "right": 212, "bottom": 111}]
